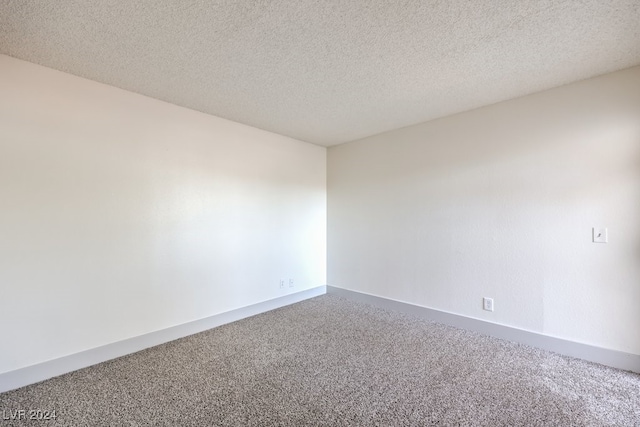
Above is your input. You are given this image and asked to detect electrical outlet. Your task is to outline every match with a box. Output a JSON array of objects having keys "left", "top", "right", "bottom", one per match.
[
  {"left": 483, "top": 297, "right": 494, "bottom": 312},
  {"left": 279, "top": 279, "right": 285, "bottom": 289},
  {"left": 289, "top": 279, "right": 294, "bottom": 288}
]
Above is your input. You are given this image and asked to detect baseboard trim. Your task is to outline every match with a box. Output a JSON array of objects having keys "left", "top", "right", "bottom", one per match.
[
  {"left": 0, "top": 286, "right": 327, "bottom": 394},
  {"left": 327, "top": 286, "right": 640, "bottom": 374}
]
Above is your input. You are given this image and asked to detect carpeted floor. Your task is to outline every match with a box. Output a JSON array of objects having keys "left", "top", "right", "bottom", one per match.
[{"left": 1, "top": 294, "right": 639, "bottom": 426}]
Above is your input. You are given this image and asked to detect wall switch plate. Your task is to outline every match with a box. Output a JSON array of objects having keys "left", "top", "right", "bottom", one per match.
[
  {"left": 279, "top": 279, "right": 285, "bottom": 289},
  {"left": 483, "top": 297, "right": 494, "bottom": 312},
  {"left": 593, "top": 228, "right": 608, "bottom": 243},
  {"left": 289, "top": 279, "right": 294, "bottom": 288}
]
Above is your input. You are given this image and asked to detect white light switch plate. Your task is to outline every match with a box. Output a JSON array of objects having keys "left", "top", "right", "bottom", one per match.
[{"left": 592, "top": 228, "right": 608, "bottom": 243}]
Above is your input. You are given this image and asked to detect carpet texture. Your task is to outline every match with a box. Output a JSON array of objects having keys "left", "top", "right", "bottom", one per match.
[{"left": 1, "top": 295, "right": 639, "bottom": 426}]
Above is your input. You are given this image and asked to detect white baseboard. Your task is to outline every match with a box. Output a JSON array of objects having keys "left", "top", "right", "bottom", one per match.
[
  {"left": 327, "top": 286, "right": 640, "bottom": 374},
  {"left": 0, "top": 286, "right": 327, "bottom": 394}
]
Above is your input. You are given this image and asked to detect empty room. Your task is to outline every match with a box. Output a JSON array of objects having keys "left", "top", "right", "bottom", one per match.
[{"left": 1, "top": 1, "right": 639, "bottom": 425}]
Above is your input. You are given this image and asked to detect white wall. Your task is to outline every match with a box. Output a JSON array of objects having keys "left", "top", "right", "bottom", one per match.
[
  {"left": 0, "top": 55, "right": 326, "bottom": 374},
  {"left": 328, "top": 66, "right": 640, "bottom": 355}
]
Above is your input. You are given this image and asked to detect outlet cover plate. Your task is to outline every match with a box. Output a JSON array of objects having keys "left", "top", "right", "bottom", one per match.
[{"left": 483, "top": 297, "right": 494, "bottom": 312}]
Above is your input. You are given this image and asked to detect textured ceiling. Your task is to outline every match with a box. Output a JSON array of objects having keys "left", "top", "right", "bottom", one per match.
[{"left": 1, "top": 1, "right": 639, "bottom": 146}]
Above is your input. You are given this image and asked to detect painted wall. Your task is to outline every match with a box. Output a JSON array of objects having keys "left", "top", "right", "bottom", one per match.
[
  {"left": 0, "top": 55, "right": 326, "bottom": 374},
  {"left": 328, "top": 66, "right": 640, "bottom": 355}
]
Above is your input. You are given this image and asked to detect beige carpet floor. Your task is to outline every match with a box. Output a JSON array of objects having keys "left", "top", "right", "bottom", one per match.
[{"left": 1, "top": 294, "right": 639, "bottom": 426}]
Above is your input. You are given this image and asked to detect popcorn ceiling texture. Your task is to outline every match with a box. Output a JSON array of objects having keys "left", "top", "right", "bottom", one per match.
[
  {"left": 1, "top": 295, "right": 639, "bottom": 426},
  {"left": 0, "top": 1, "right": 639, "bottom": 146}
]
